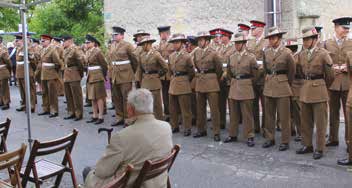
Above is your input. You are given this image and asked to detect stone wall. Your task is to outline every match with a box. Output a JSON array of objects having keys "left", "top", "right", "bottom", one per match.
[{"left": 104, "top": 0, "right": 265, "bottom": 41}]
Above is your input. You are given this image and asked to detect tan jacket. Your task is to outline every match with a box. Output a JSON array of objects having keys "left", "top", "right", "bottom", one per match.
[
  {"left": 227, "top": 50, "right": 258, "bottom": 100},
  {"left": 247, "top": 37, "right": 268, "bottom": 86},
  {"left": 193, "top": 47, "right": 223, "bottom": 93},
  {"left": 155, "top": 40, "right": 175, "bottom": 80},
  {"left": 325, "top": 38, "right": 352, "bottom": 91},
  {"left": 345, "top": 52, "right": 352, "bottom": 107},
  {"left": 291, "top": 53, "right": 304, "bottom": 97},
  {"left": 263, "top": 46, "right": 295, "bottom": 97},
  {"left": 108, "top": 40, "right": 138, "bottom": 84},
  {"left": 63, "top": 45, "right": 85, "bottom": 82},
  {"left": 297, "top": 47, "right": 334, "bottom": 103},
  {"left": 55, "top": 45, "right": 64, "bottom": 71},
  {"left": 16, "top": 46, "right": 38, "bottom": 79},
  {"left": 86, "top": 47, "right": 108, "bottom": 83},
  {"left": 40, "top": 45, "right": 62, "bottom": 80},
  {"left": 168, "top": 49, "right": 195, "bottom": 95},
  {"left": 137, "top": 50, "right": 168, "bottom": 90},
  {"left": 0, "top": 47, "right": 11, "bottom": 80},
  {"left": 218, "top": 43, "right": 236, "bottom": 85},
  {"left": 84, "top": 114, "right": 173, "bottom": 188}
]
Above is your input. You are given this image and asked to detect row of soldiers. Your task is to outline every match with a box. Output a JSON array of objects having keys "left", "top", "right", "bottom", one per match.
[{"left": 0, "top": 17, "right": 352, "bottom": 165}]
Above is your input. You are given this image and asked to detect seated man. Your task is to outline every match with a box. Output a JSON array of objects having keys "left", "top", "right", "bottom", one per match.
[{"left": 83, "top": 88, "right": 173, "bottom": 188}]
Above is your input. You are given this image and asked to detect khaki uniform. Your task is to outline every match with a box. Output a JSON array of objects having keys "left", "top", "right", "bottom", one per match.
[
  {"left": 16, "top": 46, "right": 38, "bottom": 111},
  {"left": 247, "top": 37, "right": 268, "bottom": 132},
  {"left": 40, "top": 45, "right": 63, "bottom": 113},
  {"left": 297, "top": 47, "right": 334, "bottom": 151},
  {"left": 346, "top": 51, "right": 352, "bottom": 160},
  {"left": 190, "top": 48, "right": 199, "bottom": 123},
  {"left": 263, "top": 46, "right": 295, "bottom": 144},
  {"left": 55, "top": 46, "right": 65, "bottom": 96},
  {"left": 193, "top": 47, "right": 223, "bottom": 135},
  {"left": 227, "top": 50, "right": 258, "bottom": 138},
  {"left": 218, "top": 43, "right": 236, "bottom": 128},
  {"left": 168, "top": 49, "right": 195, "bottom": 130},
  {"left": 325, "top": 38, "right": 352, "bottom": 143},
  {"left": 86, "top": 47, "right": 108, "bottom": 100},
  {"left": 291, "top": 53, "right": 303, "bottom": 136},
  {"left": 0, "top": 47, "right": 11, "bottom": 105},
  {"left": 108, "top": 40, "right": 138, "bottom": 122},
  {"left": 33, "top": 45, "right": 43, "bottom": 84},
  {"left": 155, "top": 40, "right": 174, "bottom": 118},
  {"left": 63, "top": 45, "right": 85, "bottom": 118},
  {"left": 136, "top": 49, "right": 168, "bottom": 120}
]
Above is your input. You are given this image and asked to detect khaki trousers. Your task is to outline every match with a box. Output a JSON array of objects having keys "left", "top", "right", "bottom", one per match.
[
  {"left": 264, "top": 96, "right": 291, "bottom": 144},
  {"left": 112, "top": 83, "right": 132, "bottom": 121},
  {"left": 228, "top": 99, "right": 255, "bottom": 139},
  {"left": 64, "top": 81, "right": 83, "bottom": 117},
  {"left": 169, "top": 94, "right": 192, "bottom": 130},
  {"left": 18, "top": 78, "right": 36, "bottom": 110},
  {"left": 0, "top": 79, "right": 10, "bottom": 105},
  {"left": 196, "top": 92, "right": 220, "bottom": 135},
  {"left": 42, "top": 79, "right": 58, "bottom": 113},
  {"left": 301, "top": 102, "right": 327, "bottom": 151},
  {"left": 328, "top": 90, "right": 348, "bottom": 143},
  {"left": 151, "top": 89, "right": 163, "bottom": 120}
]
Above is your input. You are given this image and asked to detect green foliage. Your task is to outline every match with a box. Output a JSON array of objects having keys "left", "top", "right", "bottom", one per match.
[
  {"left": 0, "top": 7, "right": 20, "bottom": 31},
  {"left": 28, "top": 0, "right": 104, "bottom": 46}
]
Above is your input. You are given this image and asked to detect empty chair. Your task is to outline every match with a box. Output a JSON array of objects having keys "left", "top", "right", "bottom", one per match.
[
  {"left": 20, "top": 129, "right": 79, "bottom": 188},
  {"left": 0, "top": 143, "right": 27, "bottom": 188}
]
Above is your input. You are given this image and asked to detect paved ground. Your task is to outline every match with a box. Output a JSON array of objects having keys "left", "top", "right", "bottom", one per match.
[{"left": 1, "top": 86, "right": 352, "bottom": 188}]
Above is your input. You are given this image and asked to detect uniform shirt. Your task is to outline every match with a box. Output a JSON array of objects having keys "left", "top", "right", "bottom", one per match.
[
  {"left": 15, "top": 46, "right": 39, "bottom": 79},
  {"left": 86, "top": 47, "right": 108, "bottom": 83},
  {"left": 40, "top": 45, "right": 62, "bottom": 81},
  {"left": 247, "top": 36, "right": 268, "bottom": 86},
  {"left": 168, "top": 48, "right": 195, "bottom": 95},
  {"left": 297, "top": 47, "right": 334, "bottom": 103},
  {"left": 192, "top": 46, "right": 223, "bottom": 93},
  {"left": 108, "top": 40, "right": 137, "bottom": 84},
  {"left": 136, "top": 49, "right": 168, "bottom": 90},
  {"left": 227, "top": 49, "right": 258, "bottom": 100},
  {"left": 155, "top": 39, "right": 174, "bottom": 80},
  {"left": 63, "top": 45, "right": 85, "bottom": 82},
  {"left": 263, "top": 45, "right": 295, "bottom": 97},
  {"left": 325, "top": 36, "right": 352, "bottom": 91},
  {"left": 0, "top": 46, "right": 11, "bottom": 80}
]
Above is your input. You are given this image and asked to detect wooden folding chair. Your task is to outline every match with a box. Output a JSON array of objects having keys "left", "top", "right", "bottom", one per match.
[
  {"left": 20, "top": 129, "right": 79, "bottom": 188},
  {"left": 0, "top": 143, "right": 27, "bottom": 188},
  {"left": 102, "top": 164, "right": 134, "bottom": 188},
  {"left": 132, "top": 144, "right": 181, "bottom": 188},
  {"left": 0, "top": 118, "right": 11, "bottom": 154}
]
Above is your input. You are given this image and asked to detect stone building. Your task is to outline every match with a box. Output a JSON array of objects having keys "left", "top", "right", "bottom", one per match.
[{"left": 104, "top": 0, "right": 351, "bottom": 41}]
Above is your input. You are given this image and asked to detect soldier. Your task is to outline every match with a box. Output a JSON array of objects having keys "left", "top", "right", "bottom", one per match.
[
  {"left": 0, "top": 43, "right": 11, "bottom": 110},
  {"left": 85, "top": 35, "right": 108, "bottom": 125},
  {"left": 168, "top": 33, "right": 195, "bottom": 136},
  {"left": 338, "top": 51, "right": 352, "bottom": 165},
  {"left": 136, "top": 36, "right": 168, "bottom": 120},
  {"left": 209, "top": 28, "right": 222, "bottom": 51},
  {"left": 15, "top": 34, "right": 38, "bottom": 113},
  {"left": 238, "top": 23, "right": 251, "bottom": 37},
  {"left": 155, "top": 26, "right": 174, "bottom": 121},
  {"left": 108, "top": 26, "right": 138, "bottom": 126},
  {"left": 296, "top": 26, "right": 334, "bottom": 160},
  {"left": 325, "top": 17, "right": 352, "bottom": 147},
  {"left": 216, "top": 28, "right": 235, "bottom": 129},
  {"left": 247, "top": 20, "right": 268, "bottom": 134},
  {"left": 38, "top": 34, "right": 63, "bottom": 118},
  {"left": 261, "top": 27, "right": 295, "bottom": 151},
  {"left": 52, "top": 37, "right": 65, "bottom": 96},
  {"left": 62, "top": 35, "right": 85, "bottom": 121},
  {"left": 285, "top": 38, "right": 303, "bottom": 142},
  {"left": 192, "top": 31, "right": 223, "bottom": 142},
  {"left": 223, "top": 33, "right": 257, "bottom": 147},
  {"left": 133, "top": 29, "right": 150, "bottom": 89},
  {"left": 187, "top": 36, "right": 199, "bottom": 125}
]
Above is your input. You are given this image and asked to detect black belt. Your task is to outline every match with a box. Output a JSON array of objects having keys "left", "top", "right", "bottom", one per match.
[
  {"left": 304, "top": 74, "right": 324, "bottom": 80},
  {"left": 143, "top": 70, "right": 159, "bottom": 74},
  {"left": 232, "top": 74, "right": 253, "bottom": 80},
  {"left": 198, "top": 69, "right": 215, "bottom": 74},
  {"left": 173, "top": 71, "right": 188, "bottom": 77},
  {"left": 267, "top": 70, "right": 287, "bottom": 75}
]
